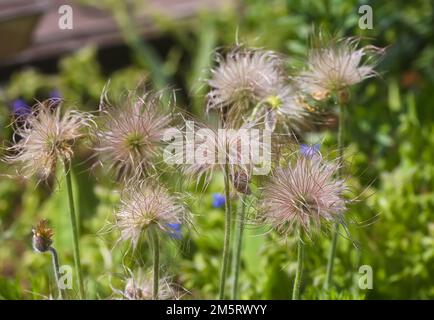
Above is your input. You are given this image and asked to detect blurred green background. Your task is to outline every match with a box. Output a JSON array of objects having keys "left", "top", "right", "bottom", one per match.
[{"left": 0, "top": 0, "right": 433, "bottom": 299}]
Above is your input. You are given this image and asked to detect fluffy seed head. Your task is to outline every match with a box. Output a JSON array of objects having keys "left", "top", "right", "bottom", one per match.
[
  {"left": 115, "top": 182, "right": 188, "bottom": 248},
  {"left": 259, "top": 153, "right": 346, "bottom": 236},
  {"left": 5, "top": 100, "right": 90, "bottom": 181},
  {"left": 296, "top": 35, "right": 383, "bottom": 100},
  {"left": 95, "top": 90, "right": 172, "bottom": 181},
  {"left": 181, "top": 121, "right": 269, "bottom": 187},
  {"left": 258, "top": 82, "right": 307, "bottom": 132},
  {"left": 207, "top": 47, "right": 305, "bottom": 129},
  {"left": 121, "top": 272, "right": 177, "bottom": 300}
]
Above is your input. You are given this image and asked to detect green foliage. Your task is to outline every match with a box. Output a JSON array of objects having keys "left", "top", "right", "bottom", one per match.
[{"left": 59, "top": 46, "right": 105, "bottom": 107}]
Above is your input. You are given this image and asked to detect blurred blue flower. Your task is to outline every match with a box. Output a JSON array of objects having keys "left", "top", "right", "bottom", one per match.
[
  {"left": 49, "top": 89, "right": 62, "bottom": 99},
  {"left": 212, "top": 193, "right": 225, "bottom": 208},
  {"left": 300, "top": 143, "right": 321, "bottom": 158},
  {"left": 166, "top": 223, "right": 182, "bottom": 239},
  {"left": 11, "top": 99, "right": 30, "bottom": 116}
]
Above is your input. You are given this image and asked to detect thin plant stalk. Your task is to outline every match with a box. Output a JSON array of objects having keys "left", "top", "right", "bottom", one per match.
[
  {"left": 149, "top": 228, "right": 160, "bottom": 300},
  {"left": 324, "top": 96, "right": 346, "bottom": 290},
  {"left": 218, "top": 160, "right": 232, "bottom": 299},
  {"left": 64, "top": 163, "right": 85, "bottom": 299},
  {"left": 325, "top": 223, "right": 339, "bottom": 290},
  {"left": 231, "top": 194, "right": 248, "bottom": 299},
  {"left": 292, "top": 229, "right": 304, "bottom": 300},
  {"left": 49, "top": 246, "right": 66, "bottom": 300}
]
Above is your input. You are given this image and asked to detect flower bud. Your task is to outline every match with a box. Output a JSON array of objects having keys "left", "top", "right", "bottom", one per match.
[
  {"left": 32, "top": 219, "right": 54, "bottom": 252},
  {"left": 231, "top": 171, "right": 251, "bottom": 194}
]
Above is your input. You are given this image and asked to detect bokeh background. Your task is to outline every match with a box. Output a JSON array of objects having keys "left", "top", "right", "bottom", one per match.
[{"left": 0, "top": 0, "right": 433, "bottom": 299}]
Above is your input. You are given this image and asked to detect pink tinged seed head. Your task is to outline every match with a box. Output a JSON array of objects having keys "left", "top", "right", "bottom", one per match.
[
  {"left": 122, "top": 272, "right": 177, "bottom": 300},
  {"left": 260, "top": 154, "right": 347, "bottom": 236},
  {"left": 115, "top": 181, "right": 188, "bottom": 248},
  {"left": 4, "top": 99, "right": 92, "bottom": 181},
  {"left": 207, "top": 46, "right": 306, "bottom": 130},
  {"left": 296, "top": 35, "right": 384, "bottom": 101},
  {"left": 181, "top": 121, "right": 268, "bottom": 187},
  {"left": 95, "top": 90, "right": 172, "bottom": 181}
]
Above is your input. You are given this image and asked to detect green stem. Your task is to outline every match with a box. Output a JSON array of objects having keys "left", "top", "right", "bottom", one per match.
[
  {"left": 292, "top": 231, "right": 304, "bottom": 300},
  {"left": 49, "top": 246, "right": 65, "bottom": 300},
  {"left": 64, "top": 164, "right": 85, "bottom": 299},
  {"left": 149, "top": 228, "right": 160, "bottom": 300},
  {"left": 352, "top": 249, "right": 362, "bottom": 297},
  {"left": 325, "top": 223, "right": 339, "bottom": 290},
  {"left": 231, "top": 194, "right": 247, "bottom": 299},
  {"left": 337, "top": 98, "right": 345, "bottom": 179},
  {"left": 324, "top": 98, "right": 346, "bottom": 291},
  {"left": 219, "top": 161, "right": 232, "bottom": 299}
]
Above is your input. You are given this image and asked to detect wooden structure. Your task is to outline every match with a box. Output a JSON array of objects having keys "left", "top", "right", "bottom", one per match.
[{"left": 0, "top": 0, "right": 230, "bottom": 68}]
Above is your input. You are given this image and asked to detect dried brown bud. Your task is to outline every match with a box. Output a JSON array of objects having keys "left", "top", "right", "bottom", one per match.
[
  {"left": 32, "top": 219, "right": 54, "bottom": 252},
  {"left": 231, "top": 171, "right": 251, "bottom": 194}
]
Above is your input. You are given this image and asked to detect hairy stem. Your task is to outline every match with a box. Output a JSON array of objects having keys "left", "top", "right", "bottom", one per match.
[
  {"left": 49, "top": 246, "right": 65, "bottom": 300},
  {"left": 325, "top": 223, "right": 339, "bottom": 290},
  {"left": 324, "top": 98, "right": 346, "bottom": 291},
  {"left": 219, "top": 160, "right": 232, "bottom": 299},
  {"left": 231, "top": 194, "right": 248, "bottom": 299},
  {"left": 64, "top": 164, "right": 85, "bottom": 299},
  {"left": 292, "top": 230, "right": 304, "bottom": 300},
  {"left": 149, "top": 228, "right": 160, "bottom": 300}
]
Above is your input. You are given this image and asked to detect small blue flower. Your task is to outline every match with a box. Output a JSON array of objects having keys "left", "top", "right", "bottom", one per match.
[
  {"left": 300, "top": 143, "right": 321, "bottom": 158},
  {"left": 212, "top": 193, "right": 225, "bottom": 208},
  {"left": 166, "top": 223, "right": 182, "bottom": 239},
  {"left": 11, "top": 99, "right": 30, "bottom": 116},
  {"left": 49, "top": 89, "right": 62, "bottom": 99}
]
